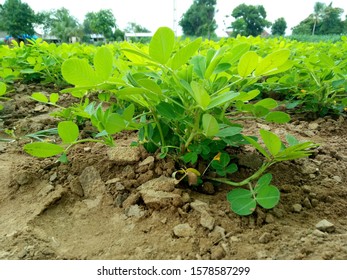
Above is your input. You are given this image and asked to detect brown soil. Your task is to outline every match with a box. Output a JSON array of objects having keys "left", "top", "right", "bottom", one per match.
[{"left": 0, "top": 83, "right": 346, "bottom": 260}]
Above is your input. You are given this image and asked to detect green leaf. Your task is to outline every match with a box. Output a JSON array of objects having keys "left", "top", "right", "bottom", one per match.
[
  {"left": 238, "top": 51, "right": 259, "bottom": 77},
  {"left": 286, "top": 134, "right": 299, "bottom": 146},
  {"left": 234, "top": 89, "right": 260, "bottom": 102},
  {"left": 202, "top": 114, "right": 219, "bottom": 137},
  {"left": 94, "top": 47, "right": 113, "bottom": 81},
  {"left": 58, "top": 153, "right": 69, "bottom": 164},
  {"left": 255, "top": 49, "right": 290, "bottom": 76},
  {"left": 149, "top": 27, "right": 175, "bottom": 65},
  {"left": 171, "top": 37, "right": 202, "bottom": 70},
  {"left": 260, "top": 129, "right": 282, "bottom": 156},
  {"left": 243, "top": 135, "right": 270, "bottom": 159},
  {"left": 216, "top": 126, "right": 243, "bottom": 138},
  {"left": 121, "top": 42, "right": 152, "bottom": 63},
  {"left": 62, "top": 58, "right": 98, "bottom": 86},
  {"left": 105, "top": 113, "right": 125, "bottom": 134},
  {"left": 27, "top": 56, "right": 36, "bottom": 65},
  {"left": 116, "top": 87, "right": 149, "bottom": 107},
  {"left": 31, "top": 92, "right": 48, "bottom": 103},
  {"left": 0, "top": 82, "right": 6, "bottom": 96},
  {"left": 191, "top": 55, "right": 206, "bottom": 79},
  {"left": 263, "top": 60, "right": 294, "bottom": 76},
  {"left": 255, "top": 173, "right": 273, "bottom": 191},
  {"left": 319, "top": 54, "right": 335, "bottom": 68},
  {"left": 207, "top": 91, "right": 239, "bottom": 109},
  {"left": 274, "top": 142, "right": 318, "bottom": 161},
  {"left": 227, "top": 189, "right": 256, "bottom": 216},
  {"left": 225, "top": 163, "right": 238, "bottom": 174},
  {"left": 156, "top": 102, "right": 184, "bottom": 119},
  {"left": 191, "top": 81, "right": 210, "bottom": 110},
  {"left": 265, "top": 111, "right": 291, "bottom": 124},
  {"left": 205, "top": 47, "right": 227, "bottom": 79},
  {"left": 213, "top": 63, "right": 231, "bottom": 74},
  {"left": 256, "top": 185, "right": 280, "bottom": 209},
  {"left": 253, "top": 105, "right": 269, "bottom": 117},
  {"left": 182, "top": 152, "right": 198, "bottom": 164},
  {"left": 255, "top": 98, "right": 278, "bottom": 109},
  {"left": 219, "top": 152, "right": 231, "bottom": 167},
  {"left": 122, "top": 104, "right": 135, "bottom": 122},
  {"left": 137, "top": 79, "right": 162, "bottom": 95},
  {"left": 58, "top": 121, "right": 79, "bottom": 144},
  {"left": 223, "top": 43, "right": 250, "bottom": 65},
  {"left": 49, "top": 93, "right": 59, "bottom": 104},
  {"left": 24, "top": 142, "right": 64, "bottom": 158}
]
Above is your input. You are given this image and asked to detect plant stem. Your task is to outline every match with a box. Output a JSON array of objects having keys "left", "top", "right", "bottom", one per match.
[
  {"left": 207, "top": 162, "right": 272, "bottom": 187},
  {"left": 65, "top": 138, "right": 105, "bottom": 152},
  {"left": 248, "top": 182, "right": 256, "bottom": 200},
  {"left": 184, "top": 110, "right": 201, "bottom": 150},
  {"left": 151, "top": 109, "right": 166, "bottom": 147}
]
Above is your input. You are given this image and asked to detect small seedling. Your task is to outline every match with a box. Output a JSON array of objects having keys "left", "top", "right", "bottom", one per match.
[{"left": 210, "top": 131, "right": 318, "bottom": 215}]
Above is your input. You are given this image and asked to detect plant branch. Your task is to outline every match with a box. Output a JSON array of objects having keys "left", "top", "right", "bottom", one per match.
[{"left": 207, "top": 162, "right": 272, "bottom": 187}]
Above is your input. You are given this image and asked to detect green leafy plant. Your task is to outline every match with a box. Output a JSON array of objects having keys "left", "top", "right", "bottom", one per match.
[
  {"left": 24, "top": 121, "right": 102, "bottom": 163},
  {"left": 0, "top": 127, "right": 58, "bottom": 143},
  {"left": 18, "top": 27, "right": 322, "bottom": 216},
  {"left": 210, "top": 130, "right": 318, "bottom": 215},
  {"left": 85, "top": 102, "right": 140, "bottom": 146},
  {"left": 210, "top": 152, "right": 238, "bottom": 177}
]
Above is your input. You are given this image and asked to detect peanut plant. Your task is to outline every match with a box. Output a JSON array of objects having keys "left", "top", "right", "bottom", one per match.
[{"left": 23, "top": 27, "right": 318, "bottom": 216}]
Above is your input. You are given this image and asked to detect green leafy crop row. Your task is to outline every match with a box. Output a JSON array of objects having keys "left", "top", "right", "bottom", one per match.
[{"left": 3, "top": 28, "right": 341, "bottom": 215}]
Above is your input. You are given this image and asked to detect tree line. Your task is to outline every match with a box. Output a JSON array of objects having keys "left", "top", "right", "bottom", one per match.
[
  {"left": 0, "top": 0, "right": 149, "bottom": 42},
  {"left": 180, "top": 0, "right": 347, "bottom": 38},
  {"left": 1, "top": 0, "right": 346, "bottom": 42}
]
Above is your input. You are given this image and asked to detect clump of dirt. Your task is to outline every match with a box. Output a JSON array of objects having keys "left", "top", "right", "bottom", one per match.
[{"left": 0, "top": 83, "right": 346, "bottom": 260}]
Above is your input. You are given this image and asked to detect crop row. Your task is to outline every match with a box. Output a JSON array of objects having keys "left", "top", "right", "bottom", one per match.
[
  {"left": 1, "top": 28, "right": 345, "bottom": 215},
  {"left": 1, "top": 34, "right": 347, "bottom": 116}
]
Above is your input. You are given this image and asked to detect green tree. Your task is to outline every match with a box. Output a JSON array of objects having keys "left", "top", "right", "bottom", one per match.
[
  {"left": 311, "top": 2, "right": 326, "bottom": 35},
  {"left": 124, "top": 22, "right": 150, "bottom": 33},
  {"left": 230, "top": 4, "right": 271, "bottom": 37},
  {"left": 271, "top": 17, "right": 287, "bottom": 36},
  {"left": 179, "top": 0, "right": 217, "bottom": 38},
  {"left": 83, "top": 9, "right": 116, "bottom": 40},
  {"left": 292, "top": 18, "right": 312, "bottom": 35},
  {"left": 0, "top": 0, "right": 37, "bottom": 39},
  {"left": 113, "top": 28, "right": 125, "bottom": 41},
  {"left": 292, "top": 2, "right": 344, "bottom": 35},
  {"left": 319, "top": 4, "right": 344, "bottom": 34},
  {"left": 44, "top": 8, "right": 81, "bottom": 43}
]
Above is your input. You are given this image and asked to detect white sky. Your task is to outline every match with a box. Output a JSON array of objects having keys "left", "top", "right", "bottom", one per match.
[{"left": 3, "top": 0, "right": 347, "bottom": 36}]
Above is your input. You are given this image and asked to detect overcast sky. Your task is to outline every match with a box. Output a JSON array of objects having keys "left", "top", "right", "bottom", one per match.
[{"left": 3, "top": 0, "right": 347, "bottom": 36}]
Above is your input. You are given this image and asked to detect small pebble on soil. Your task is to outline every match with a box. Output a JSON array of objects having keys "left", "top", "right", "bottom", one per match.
[
  {"left": 315, "top": 219, "right": 335, "bottom": 233},
  {"left": 173, "top": 224, "right": 195, "bottom": 238},
  {"left": 292, "top": 204, "right": 303, "bottom": 213}
]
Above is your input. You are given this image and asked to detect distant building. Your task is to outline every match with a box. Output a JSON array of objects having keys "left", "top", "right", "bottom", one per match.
[
  {"left": 89, "top": 34, "right": 105, "bottom": 43},
  {"left": 124, "top": 32, "right": 153, "bottom": 41},
  {"left": 42, "top": 35, "right": 60, "bottom": 44}
]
